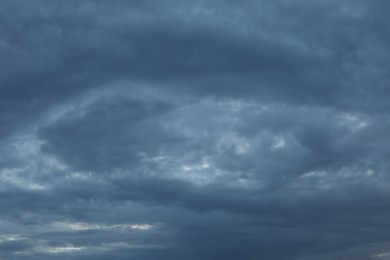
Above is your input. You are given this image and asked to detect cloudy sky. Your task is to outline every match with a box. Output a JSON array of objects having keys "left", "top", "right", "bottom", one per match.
[{"left": 1, "top": 0, "right": 390, "bottom": 259}]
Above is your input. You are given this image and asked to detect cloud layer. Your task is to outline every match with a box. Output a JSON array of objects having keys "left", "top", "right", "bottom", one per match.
[{"left": 2, "top": 1, "right": 390, "bottom": 259}]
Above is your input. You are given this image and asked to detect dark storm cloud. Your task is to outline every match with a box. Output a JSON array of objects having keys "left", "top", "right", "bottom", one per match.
[
  {"left": 0, "top": 0, "right": 368, "bottom": 141},
  {"left": 2, "top": 0, "right": 390, "bottom": 259},
  {"left": 39, "top": 95, "right": 179, "bottom": 171}
]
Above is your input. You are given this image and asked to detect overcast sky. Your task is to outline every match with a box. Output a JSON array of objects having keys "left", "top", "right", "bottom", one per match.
[{"left": 1, "top": 1, "right": 390, "bottom": 259}]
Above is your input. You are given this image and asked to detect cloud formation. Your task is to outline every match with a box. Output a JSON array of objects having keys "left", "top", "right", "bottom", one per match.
[{"left": 2, "top": 0, "right": 390, "bottom": 259}]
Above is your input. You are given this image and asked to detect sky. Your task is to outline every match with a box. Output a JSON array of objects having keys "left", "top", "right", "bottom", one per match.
[{"left": 1, "top": 0, "right": 390, "bottom": 259}]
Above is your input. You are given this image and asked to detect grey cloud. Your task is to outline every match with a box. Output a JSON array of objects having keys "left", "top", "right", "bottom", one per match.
[
  {"left": 39, "top": 95, "right": 180, "bottom": 171},
  {"left": 2, "top": 0, "right": 390, "bottom": 259}
]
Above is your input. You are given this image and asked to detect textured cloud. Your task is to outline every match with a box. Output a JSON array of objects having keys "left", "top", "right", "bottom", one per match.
[{"left": 2, "top": 0, "right": 390, "bottom": 259}]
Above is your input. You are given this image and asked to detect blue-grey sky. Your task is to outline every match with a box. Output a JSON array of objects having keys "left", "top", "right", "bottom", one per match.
[{"left": 1, "top": 1, "right": 390, "bottom": 259}]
